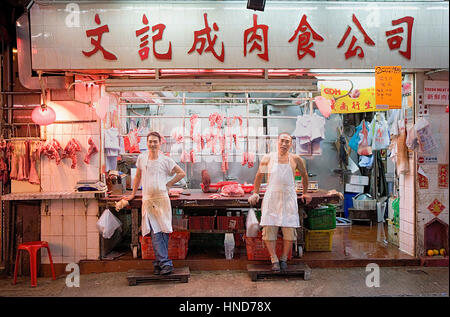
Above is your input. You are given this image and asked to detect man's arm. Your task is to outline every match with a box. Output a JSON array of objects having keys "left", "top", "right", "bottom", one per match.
[
  {"left": 296, "top": 155, "right": 312, "bottom": 204},
  {"left": 125, "top": 168, "right": 141, "bottom": 200},
  {"left": 166, "top": 164, "right": 186, "bottom": 188},
  {"left": 252, "top": 154, "right": 270, "bottom": 194}
]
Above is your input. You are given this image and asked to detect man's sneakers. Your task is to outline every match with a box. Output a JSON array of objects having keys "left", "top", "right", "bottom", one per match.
[
  {"left": 279, "top": 260, "right": 288, "bottom": 272},
  {"left": 271, "top": 262, "right": 280, "bottom": 272},
  {"left": 160, "top": 265, "right": 174, "bottom": 275}
]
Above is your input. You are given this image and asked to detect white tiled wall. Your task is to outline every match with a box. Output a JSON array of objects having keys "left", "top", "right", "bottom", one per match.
[
  {"left": 399, "top": 155, "right": 416, "bottom": 256},
  {"left": 40, "top": 96, "right": 101, "bottom": 264}
]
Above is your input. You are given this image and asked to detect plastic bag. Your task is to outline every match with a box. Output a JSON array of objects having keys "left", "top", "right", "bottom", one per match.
[
  {"left": 372, "top": 115, "right": 390, "bottom": 150},
  {"left": 349, "top": 121, "right": 366, "bottom": 152},
  {"left": 246, "top": 208, "right": 260, "bottom": 237},
  {"left": 406, "top": 125, "right": 419, "bottom": 150},
  {"left": 357, "top": 120, "right": 373, "bottom": 156},
  {"left": 415, "top": 118, "right": 438, "bottom": 153},
  {"left": 96, "top": 209, "right": 122, "bottom": 239}
]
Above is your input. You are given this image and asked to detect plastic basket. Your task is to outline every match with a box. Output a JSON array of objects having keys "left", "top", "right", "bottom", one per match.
[
  {"left": 244, "top": 233, "right": 292, "bottom": 260},
  {"left": 352, "top": 193, "right": 376, "bottom": 210},
  {"left": 172, "top": 215, "right": 189, "bottom": 231},
  {"left": 304, "top": 229, "right": 334, "bottom": 251},
  {"left": 188, "top": 216, "right": 215, "bottom": 230},
  {"left": 140, "top": 231, "right": 190, "bottom": 260},
  {"left": 305, "top": 205, "right": 336, "bottom": 230},
  {"left": 217, "top": 216, "right": 245, "bottom": 230}
]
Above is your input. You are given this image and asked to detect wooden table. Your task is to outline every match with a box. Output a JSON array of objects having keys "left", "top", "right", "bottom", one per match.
[{"left": 98, "top": 189, "right": 342, "bottom": 258}]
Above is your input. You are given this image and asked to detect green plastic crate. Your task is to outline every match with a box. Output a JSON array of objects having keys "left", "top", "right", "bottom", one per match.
[{"left": 305, "top": 205, "right": 336, "bottom": 230}]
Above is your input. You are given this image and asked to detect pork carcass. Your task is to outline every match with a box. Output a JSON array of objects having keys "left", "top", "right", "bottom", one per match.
[
  {"left": 0, "top": 158, "right": 7, "bottom": 183},
  {"left": 190, "top": 114, "right": 199, "bottom": 139},
  {"left": 247, "top": 152, "right": 255, "bottom": 168},
  {"left": 221, "top": 183, "right": 244, "bottom": 197},
  {"left": 180, "top": 150, "right": 190, "bottom": 163},
  {"left": 233, "top": 115, "right": 243, "bottom": 136},
  {"left": 242, "top": 152, "right": 248, "bottom": 166},
  {"left": 84, "top": 137, "right": 99, "bottom": 164},
  {"left": 209, "top": 113, "right": 218, "bottom": 134},
  {"left": 221, "top": 152, "right": 229, "bottom": 173},
  {"left": 9, "top": 143, "right": 18, "bottom": 180},
  {"left": 189, "top": 149, "right": 196, "bottom": 163},
  {"left": 28, "top": 141, "right": 41, "bottom": 185}
]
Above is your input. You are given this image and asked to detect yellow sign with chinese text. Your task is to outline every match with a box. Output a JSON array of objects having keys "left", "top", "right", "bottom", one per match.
[
  {"left": 375, "top": 66, "right": 402, "bottom": 109},
  {"left": 320, "top": 85, "right": 381, "bottom": 113}
]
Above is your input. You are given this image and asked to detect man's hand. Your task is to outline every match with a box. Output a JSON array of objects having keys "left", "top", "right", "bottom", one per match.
[
  {"left": 248, "top": 193, "right": 260, "bottom": 206},
  {"left": 123, "top": 194, "right": 135, "bottom": 201},
  {"left": 300, "top": 193, "right": 312, "bottom": 205}
]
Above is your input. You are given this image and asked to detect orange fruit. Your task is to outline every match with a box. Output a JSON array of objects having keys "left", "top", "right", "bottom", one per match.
[
  {"left": 427, "top": 249, "right": 434, "bottom": 256},
  {"left": 440, "top": 248, "right": 446, "bottom": 256},
  {"left": 433, "top": 249, "right": 439, "bottom": 255}
]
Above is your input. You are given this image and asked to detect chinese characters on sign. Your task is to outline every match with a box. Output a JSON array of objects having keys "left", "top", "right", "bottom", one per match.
[
  {"left": 135, "top": 14, "right": 172, "bottom": 61},
  {"left": 82, "top": 13, "right": 416, "bottom": 63},
  {"left": 337, "top": 14, "right": 375, "bottom": 59},
  {"left": 375, "top": 66, "right": 402, "bottom": 109},
  {"left": 320, "top": 85, "right": 379, "bottom": 114},
  {"left": 424, "top": 80, "right": 449, "bottom": 105}
]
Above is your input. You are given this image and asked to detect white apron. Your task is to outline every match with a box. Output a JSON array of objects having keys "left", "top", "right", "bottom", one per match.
[
  {"left": 260, "top": 153, "right": 299, "bottom": 227},
  {"left": 141, "top": 156, "right": 173, "bottom": 236}
]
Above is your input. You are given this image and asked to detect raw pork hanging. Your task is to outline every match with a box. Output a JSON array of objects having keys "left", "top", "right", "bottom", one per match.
[
  {"left": 61, "top": 138, "right": 82, "bottom": 169},
  {"left": 84, "top": 137, "right": 99, "bottom": 164},
  {"left": 190, "top": 114, "right": 199, "bottom": 139},
  {"left": 28, "top": 141, "right": 41, "bottom": 185},
  {"left": 43, "top": 139, "right": 63, "bottom": 165}
]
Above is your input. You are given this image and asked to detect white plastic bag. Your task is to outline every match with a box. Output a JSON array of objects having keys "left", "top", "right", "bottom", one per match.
[
  {"left": 96, "top": 209, "right": 122, "bottom": 239},
  {"left": 415, "top": 118, "right": 438, "bottom": 153},
  {"left": 246, "top": 208, "right": 260, "bottom": 237},
  {"left": 372, "top": 115, "right": 390, "bottom": 150}
]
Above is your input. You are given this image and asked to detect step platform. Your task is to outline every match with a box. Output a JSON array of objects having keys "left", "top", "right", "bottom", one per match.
[
  {"left": 247, "top": 263, "right": 311, "bottom": 281},
  {"left": 127, "top": 267, "right": 190, "bottom": 286}
]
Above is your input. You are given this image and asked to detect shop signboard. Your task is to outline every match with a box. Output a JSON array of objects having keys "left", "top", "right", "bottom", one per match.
[
  {"left": 320, "top": 85, "right": 380, "bottom": 114},
  {"left": 417, "top": 155, "right": 438, "bottom": 165},
  {"left": 375, "top": 66, "right": 402, "bottom": 109},
  {"left": 27, "top": 1, "right": 449, "bottom": 70},
  {"left": 424, "top": 81, "right": 449, "bottom": 105}
]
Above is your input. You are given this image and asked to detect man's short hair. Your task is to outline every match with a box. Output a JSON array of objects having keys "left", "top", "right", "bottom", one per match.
[
  {"left": 278, "top": 132, "right": 292, "bottom": 140},
  {"left": 147, "top": 131, "right": 162, "bottom": 142}
]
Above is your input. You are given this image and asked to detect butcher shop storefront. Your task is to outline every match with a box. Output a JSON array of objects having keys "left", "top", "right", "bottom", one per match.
[{"left": 1, "top": 0, "right": 449, "bottom": 278}]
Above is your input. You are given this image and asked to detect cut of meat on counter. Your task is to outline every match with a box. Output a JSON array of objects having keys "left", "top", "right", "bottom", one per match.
[
  {"left": 221, "top": 183, "right": 244, "bottom": 197},
  {"left": 208, "top": 193, "right": 222, "bottom": 199},
  {"left": 201, "top": 169, "right": 211, "bottom": 193},
  {"left": 84, "top": 137, "right": 99, "bottom": 164}
]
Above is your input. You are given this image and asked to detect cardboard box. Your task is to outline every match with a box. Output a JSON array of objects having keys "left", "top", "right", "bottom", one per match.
[
  {"left": 345, "top": 175, "right": 369, "bottom": 186},
  {"left": 345, "top": 183, "right": 365, "bottom": 193},
  {"left": 11, "top": 180, "right": 40, "bottom": 193}
]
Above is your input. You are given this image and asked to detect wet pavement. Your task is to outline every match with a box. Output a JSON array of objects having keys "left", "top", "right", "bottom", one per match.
[{"left": 0, "top": 266, "right": 448, "bottom": 297}]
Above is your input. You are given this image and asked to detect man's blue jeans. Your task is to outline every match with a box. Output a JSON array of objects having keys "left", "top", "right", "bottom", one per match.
[{"left": 149, "top": 224, "right": 173, "bottom": 269}]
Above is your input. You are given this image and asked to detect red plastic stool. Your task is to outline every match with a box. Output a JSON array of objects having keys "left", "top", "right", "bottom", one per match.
[{"left": 13, "top": 241, "right": 56, "bottom": 287}]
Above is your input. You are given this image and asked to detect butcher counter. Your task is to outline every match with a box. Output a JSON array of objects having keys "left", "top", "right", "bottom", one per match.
[{"left": 99, "top": 189, "right": 342, "bottom": 258}]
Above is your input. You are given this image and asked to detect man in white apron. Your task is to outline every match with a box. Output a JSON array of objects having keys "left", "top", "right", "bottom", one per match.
[
  {"left": 248, "top": 133, "right": 312, "bottom": 271},
  {"left": 125, "top": 131, "right": 186, "bottom": 275}
]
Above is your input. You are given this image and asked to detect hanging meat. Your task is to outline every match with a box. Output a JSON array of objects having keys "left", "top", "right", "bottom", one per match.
[
  {"left": 233, "top": 134, "right": 239, "bottom": 149},
  {"left": 242, "top": 152, "right": 248, "bottom": 166},
  {"left": 0, "top": 140, "right": 8, "bottom": 183},
  {"left": 28, "top": 141, "right": 41, "bottom": 185},
  {"left": 180, "top": 150, "right": 190, "bottom": 163},
  {"left": 247, "top": 152, "right": 255, "bottom": 168},
  {"left": 43, "top": 139, "right": 62, "bottom": 165},
  {"left": 221, "top": 152, "right": 229, "bottom": 173},
  {"left": 61, "top": 138, "right": 82, "bottom": 169},
  {"left": 189, "top": 149, "right": 196, "bottom": 164},
  {"left": 16, "top": 142, "right": 28, "bottom": 181},
  {"left": 9, "top": 142, "right": 18, "bottom": 180},
  {"left": 226, "top": 117, "right": 233, "bottom": 150},
  {"left": 190, "top": 114, "right": 199, "bottom": 139},
  {"left": 209, "top": 113, "right": 218, "bottom": 135},
  {"left": 233, "top": 115, "right": 243, "bottom": 136},
  {"left": 84, "top": 137, "right": 99, "bottom": 164}
]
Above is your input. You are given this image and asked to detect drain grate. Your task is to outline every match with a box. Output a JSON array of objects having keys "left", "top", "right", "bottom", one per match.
[{"left": 407, "top": 269, "right": 428, "bottom": 275}]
